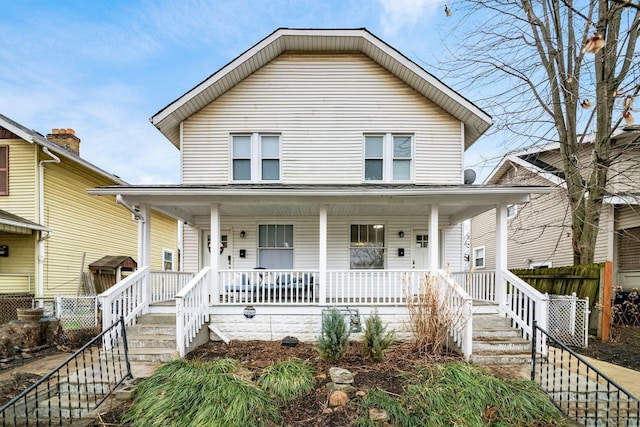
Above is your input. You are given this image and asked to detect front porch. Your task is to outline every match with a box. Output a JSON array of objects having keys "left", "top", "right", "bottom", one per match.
[{"left": 98, "top": 267, "right": 549, "bottom": 360}]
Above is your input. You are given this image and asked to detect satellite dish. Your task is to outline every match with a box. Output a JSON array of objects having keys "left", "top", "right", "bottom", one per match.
[{"left": 463, "top": 169, "right": 476, "bottom": 185}]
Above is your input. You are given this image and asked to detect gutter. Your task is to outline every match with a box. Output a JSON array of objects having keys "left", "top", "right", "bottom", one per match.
[{"left": 37, "top": 146, "right": 60, "bottom": 298}]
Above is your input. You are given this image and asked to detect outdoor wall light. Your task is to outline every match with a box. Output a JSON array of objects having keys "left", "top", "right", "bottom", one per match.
[
  {"left": 398, "top": 231, "right": 405, "bottom": 238},
  {"left": 240, "top": 230, "right": 246, "bottom": 238}
]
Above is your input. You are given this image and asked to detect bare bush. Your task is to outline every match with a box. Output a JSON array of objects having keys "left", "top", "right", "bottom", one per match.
[{"left": 406, "top": 274, "right": 462, "bottom": 357}]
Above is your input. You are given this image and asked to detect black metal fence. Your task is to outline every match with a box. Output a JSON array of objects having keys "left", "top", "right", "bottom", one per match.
[
  {"left": 0, "top": 317, "right": 131, "bottom": 426},
  {"left": 531, "top": 322, "right": 640, "bottom": 426}
]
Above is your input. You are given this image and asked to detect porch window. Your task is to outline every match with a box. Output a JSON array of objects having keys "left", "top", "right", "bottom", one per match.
[
  {"left": 162, "top": 249, "right": 174, "bottom": 271},
  {"left": 473, "top": 246, "right": 485, "bottom": 269},
  {"left": 364, "top": 134, "right": 413, "bottom": 182},
  {"left": 231, "top": 134, "right": 280, "bottom": 182},
  {"left": 258, "top": 224, "right": 293, "bottom": 269},
  {"left": 350, "top": 224, "right": 385, "bottom": 269},
  {"left": 0, "top": 146, "right": 7, "bottom": 196}
]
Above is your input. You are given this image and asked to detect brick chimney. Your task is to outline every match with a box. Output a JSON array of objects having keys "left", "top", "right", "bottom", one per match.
[{"left": 47, "top": 128, "right": 80, "bottom": 155}]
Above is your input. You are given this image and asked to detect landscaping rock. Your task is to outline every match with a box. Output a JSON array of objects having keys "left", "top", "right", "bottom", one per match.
[
  {"left": 326, "top": 382, "right": 356, "bottom": 394},
  {"left": 369, "top": 408, "right": 389, "bottom": 422},
  {"left": 329, "top": 367, "right": 354, "bottom": 384},
  {"left": 328, "top": 390, "right": 349, "bottom": 407}
]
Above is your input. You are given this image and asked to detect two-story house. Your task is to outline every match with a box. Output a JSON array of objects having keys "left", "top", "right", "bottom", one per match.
[
  {"left": 470, "top": 128, "right": 640, "bottom": 290},
  {"left": 91, "top": 28, "right": 552, "bottom": 359},
  {"left": 0, "top": 114, "right": 179, "bottom": 298}
]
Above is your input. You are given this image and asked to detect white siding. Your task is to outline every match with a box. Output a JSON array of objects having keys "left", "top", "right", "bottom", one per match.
[
  {"left": 443, "top": 223, "right": 463, "bottom": 271},
  {"left": 182, "top": 53, "right": 462, "bottom": 185},
  {"left": 616, "top": 205, "right": 640, "bottom": 230}
]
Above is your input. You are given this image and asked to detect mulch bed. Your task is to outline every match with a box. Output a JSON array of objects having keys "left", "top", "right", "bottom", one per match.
[{"left": 574, "top": 326, "right": 640, "bottom": 371}]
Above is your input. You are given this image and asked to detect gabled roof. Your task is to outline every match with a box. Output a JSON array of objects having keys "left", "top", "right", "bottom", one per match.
[
  {"left": 150, "top": 28, "right": 492, "bottom": 150},
  {"left": 0, "top": 113, "right": 128, "bottom": 185}
]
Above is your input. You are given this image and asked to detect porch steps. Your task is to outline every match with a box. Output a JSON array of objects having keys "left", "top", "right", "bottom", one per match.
[
  {"left": 126, "top": 313, "right": 178, "bottom": 363},
  {"left": 470, "top": 303, "right": 532, "bottom": 366}
]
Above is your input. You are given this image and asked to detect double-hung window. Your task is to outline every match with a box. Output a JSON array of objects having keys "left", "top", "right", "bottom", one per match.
[
  {"left": 350, "top": 224, "right": 385, "bottom": 269},
  {"left": 0, "top": 146, "right": 8, "bottom": 196},
  {"left": 473, "top": 246, "right": 485, "bottom": 269},
  {"left": 231, "top": 134, "right": 280, "bottom": 182},
  {"left": 364, "top": 134, "right": 413, "bottom": 182},
  {"left": 162, "top": 249, "right": 174, "bottom": 271}
]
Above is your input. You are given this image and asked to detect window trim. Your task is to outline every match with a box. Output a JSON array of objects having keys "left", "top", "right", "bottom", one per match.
[
  {"left": 507, "top": 204, "right": 517, "bottom": 220},
  {"left": 230, "top": 133, "right": 281, "bottom": 182},
  {"left": 162, "top": 248, "right": 174, "bottom": 271},
  {"left": 0, "top": 146, "right": 8, "bottom": 196},
  {"left": 472, "top": 246, "right": 485, "bottom": 269},
  {"left": 363, "top": 133, "right": 414, "bottom": 183}
]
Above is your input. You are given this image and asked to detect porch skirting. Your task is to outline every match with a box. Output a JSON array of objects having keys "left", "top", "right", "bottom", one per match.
[{"left": 207, "top": 305, "right": 413, "bottom": 343}]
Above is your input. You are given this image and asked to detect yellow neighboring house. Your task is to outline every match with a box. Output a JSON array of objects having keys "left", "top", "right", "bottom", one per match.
[{"left": 0, "top": 113, "right": 178, "bottom": 297}]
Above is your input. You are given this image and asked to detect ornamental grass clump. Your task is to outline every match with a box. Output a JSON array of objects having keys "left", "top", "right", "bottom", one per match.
[
  {"left": 258, "top": 359, "right": 315, "bottom": 403},
  {"left": 123, "top": 358, "right": 279, "bottom": 427},
  {"left": 362, "top": 308, "right": 395, "bottom": 361},
  {"left": 317, "top": 307, "right": 350, "bottom": 362},
  {"left": 406, "top": 274, "right": 461, "bottom": 357}
]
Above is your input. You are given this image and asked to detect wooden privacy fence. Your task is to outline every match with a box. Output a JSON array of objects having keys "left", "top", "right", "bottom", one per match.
[{"left": 510, "top": 263, "right": 602, "bottom": 311}]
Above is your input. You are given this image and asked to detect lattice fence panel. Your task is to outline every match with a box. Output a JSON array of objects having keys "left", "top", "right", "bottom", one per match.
[
  {"left": 56, "top": 296, "right": 98, "bottom": 331},
  {"left": 547, "top": 294, "right": 590, "bottom": 348}
]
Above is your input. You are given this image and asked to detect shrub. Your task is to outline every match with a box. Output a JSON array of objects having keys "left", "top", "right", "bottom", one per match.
[
  {"left": 406, "top": 274, "right": 462, "bottom": 357},
  {"left": 317, "top": 307, "right": 350, "bottom": 362},
  {"left": 362, "top": 309, "right": 395, "bottom": 361}
]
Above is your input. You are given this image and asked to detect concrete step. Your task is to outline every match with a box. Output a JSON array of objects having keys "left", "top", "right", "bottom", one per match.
[
  {"left": 127, "top": 347, "right": 177, "bottom": 363},
  {"left": 126, "top": 334, "right": 176, "bottom": 349},
  {"left": 472, "top": 337, "right": 531, "bottom": 354},
  {"left": 471, "top": 301, "right": 500, "bottom": 315},
  {"left": 135, "top": 313, "right": 176, "bottom": 325},
  {"left": 472, "top": 313, "right": 513, "bottom": 329},
  {"left": 473, "top": 327, "right": 523, "bottom": 340},
  {"left": 127, "top": 324, "right": 176, "bottom": 336},
  {"left": 469, "top": 353, "right": 531, "bottom": 365}
]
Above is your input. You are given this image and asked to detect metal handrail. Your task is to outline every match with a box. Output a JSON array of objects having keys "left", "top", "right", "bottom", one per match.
[
  {"left": 532, "top": 322, "right": 640, "bottom": 425},
  {"left": 0, "top": 317, "right": 131, "bottom": 426}
]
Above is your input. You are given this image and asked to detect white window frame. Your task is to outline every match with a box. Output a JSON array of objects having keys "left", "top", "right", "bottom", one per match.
[
  {"left": 530, "top": 261, "right": 552, "bottom": 269},
  {"left": 349, "top": 223, "right": 386, "bottom": 270},
  {"left": 363, "top": 134, "right": 414, "bottom": 183},
  {"left": 472, "top": 246, "right": 485, "bottom": 269},
  {"left": 162, "top": 249, "right": 174, "bottom": 271},
  {"left": 230, "top": 133, "right": 281, "bottom": 182},
  {"left": 258, "top": 224, "right": 294, "bottom": 269},
  {"left": 507, "top": 204, "right": 517, "bottom": 220}
]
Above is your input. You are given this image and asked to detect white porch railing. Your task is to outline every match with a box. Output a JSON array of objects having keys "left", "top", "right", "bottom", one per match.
[
  {"left": 437, "top": 270, "right": 473, "bottom": 359},
  {"left": 450, "top": 270, "right": 496, "bottom": 302},
  {"left": 151, "top": 271, "right": 195, "bottom": 303},
  {"left": 218, "top": 270, "right": 318, "bottom": 304},
  {"left": 98, "top": 266, "right": 150, "bottom": 330},
  {"left": 502, "top": 270, "right": 549, "bottom": 356},
  {"left": 326, "top": 270, "right": 428, "bottom": 305},
  {"left": 176, "top": 267, "right": 211, "bottom": 357}
]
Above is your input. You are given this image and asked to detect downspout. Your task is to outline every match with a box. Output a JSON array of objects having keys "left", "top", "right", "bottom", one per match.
[{"left": 38, "top": 146, "right": 60, "bottom": 298}]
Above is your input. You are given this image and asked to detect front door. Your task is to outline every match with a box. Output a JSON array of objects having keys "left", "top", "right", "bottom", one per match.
[
  {"left": 413, "top": 230, "right": 430, "bottom": 270},
  {"left": 201, "top": 231, "right": 232, "bottom": 270}
]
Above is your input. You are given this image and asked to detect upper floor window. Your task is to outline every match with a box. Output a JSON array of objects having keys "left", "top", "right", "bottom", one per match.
[
  {"left": 231, "top": 134, "right": 280, "bottom": 182},
  {"left": 364, "top": 134, "right": 413, "bottom": 182},
  {"left": 0, "top": 146, "right": 8, "bottom": 196}
]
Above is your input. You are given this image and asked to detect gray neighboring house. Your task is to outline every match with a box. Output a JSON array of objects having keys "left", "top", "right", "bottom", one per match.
[{"left": 470, "top": 128, "right": 640, "bottom": 290}]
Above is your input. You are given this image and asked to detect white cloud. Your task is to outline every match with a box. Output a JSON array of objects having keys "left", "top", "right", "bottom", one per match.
[{"left": 377, "top": 0, "right": 442, "bottom": 36}]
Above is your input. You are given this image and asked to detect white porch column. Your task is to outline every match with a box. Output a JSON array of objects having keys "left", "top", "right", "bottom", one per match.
[
  {"left": 318, "top": 204, "right": 327, "bottom": 305},
  {"left": 210, "top": 204, "right": 220, "bottom": 304},
  {"left": 429, "top": 204, "right": 439, "bottom": 273},
  {"left": 495, "top": 203, "right": 508, "bottom": 310},
  {"left": 138, "top": 203, "right": 151, "bottom": 313}
]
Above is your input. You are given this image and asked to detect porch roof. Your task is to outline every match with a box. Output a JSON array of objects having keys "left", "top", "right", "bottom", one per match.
[
  {"left": 88, "top": 184, "right": 552, "bottom": 225},
  {"left": 0, "top": 209, "right": 50, "bottom": 235}
]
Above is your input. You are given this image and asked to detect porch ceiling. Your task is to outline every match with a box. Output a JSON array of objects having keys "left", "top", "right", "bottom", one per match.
[{"left": 88, "top": 184, "right": 552, "bottom": 225}]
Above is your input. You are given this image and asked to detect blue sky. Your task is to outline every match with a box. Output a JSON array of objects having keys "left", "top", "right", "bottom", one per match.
[{"left": 0, "top": 0, "right": 496, "bottom": 184}]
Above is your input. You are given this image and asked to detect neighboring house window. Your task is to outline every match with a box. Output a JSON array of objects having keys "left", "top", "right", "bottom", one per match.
[
  {"left": 618, "top": 226, "right": 640, "bottom": 271},
  {"left": 364, "top": 134, "right": 413, "bottom": 182},
  {"left": 530, "top": 262, "right": 552, "bottom": 269},
  {"left": 350, "top": 224, "right": 385, "bottom": 269},
  {"left": 473, "top": 246, "right": 485, "bottom": 269},
  {"left": 231, "top": 134, "right": 280, "bottom": 182},
  {"left": 258, "top": 224, "right": 293, "bottom": 269},
  {"left": 162, "top": 249, "right": 174, "bottom": 271},
  {"left": 507, "top": 204, "right": 517, "bottom": 219},
  {"left": 0, "top": 146, "right": 8, "bottom": 196}
]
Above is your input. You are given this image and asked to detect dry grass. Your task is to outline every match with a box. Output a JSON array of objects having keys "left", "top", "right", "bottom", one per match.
[{"left": 406, "top": 274, "right": 462, "bottom": 357}]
